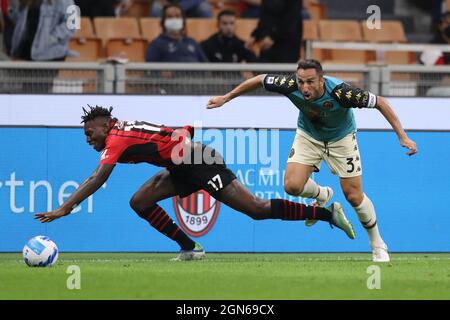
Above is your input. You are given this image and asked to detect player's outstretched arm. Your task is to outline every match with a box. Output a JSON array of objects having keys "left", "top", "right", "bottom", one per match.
[
  {"left": 207, "top": 74, "right": 266, "bottom": 109},
  {"left": 35, "top": 164, "right": 115, "bottom": 223},
  {"left": 376, "top": 96, "right": 418, "bottom": 156}
]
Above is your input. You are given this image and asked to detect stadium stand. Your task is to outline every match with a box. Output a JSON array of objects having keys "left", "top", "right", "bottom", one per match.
[
  {"left": 234, "top": 18, "right": 259, "bottom": 55},
  {"left": 74, "top": 16, "right": 96, "bottom": 38},
  {"left": 3, "top": 1, "right": 450, "bottom": 96},
  {"left": 209, "top": 0, "right": 242, "bottom": 17},
  {"left": 67, "top": 38, "right": 103, "bottom": 62},
  {"left": 235, "top": 18, "right": 257, "bottom": 41},
  {"left": 67, "top": 17, "right": 103, "bottom": 61},
  {"left": 93, "top": 17, "right": 145, "bottom": 62},
  {"left": 361, "top": 20, "right": 407, "bottom": 43},
  {"left": 302, "top": 20, "right": 325, "bottom": 60},
  {"left": 185, "top": 18, "right": 217, "bottom": 42},
  {"left": 318, "top": 20, "right": 375, "bottom": 64},
  {"left": 106, "top": 38, "right": 147, "bottom": 62},
  {"left": 361, "top": 20, "right": 416, "bottom": 65},
  {"left": 93, "top": 17, "right": 142, "bottom": 45},
  {"left": 304, "top": 0, "right": 327, "bottom": 20},
  {"left": 122, "top": 0, "right": 151, "bottom": 18},
  {"left": 140, "top": 17, "right": 162, "bottom": 42}
]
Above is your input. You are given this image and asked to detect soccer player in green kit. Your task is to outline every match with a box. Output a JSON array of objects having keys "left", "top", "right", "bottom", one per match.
[{"left": 207, "top": 59, "right": 418, "bottom": 262}]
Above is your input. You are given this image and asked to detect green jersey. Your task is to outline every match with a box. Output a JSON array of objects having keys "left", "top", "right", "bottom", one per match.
[{"left": 263, "top": 74, "right": 377, "bottom": 141}]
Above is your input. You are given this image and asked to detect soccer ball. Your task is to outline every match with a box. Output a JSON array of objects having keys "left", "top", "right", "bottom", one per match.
[{"left": 23, "top": 236, "right": 59, "bottom": 267}]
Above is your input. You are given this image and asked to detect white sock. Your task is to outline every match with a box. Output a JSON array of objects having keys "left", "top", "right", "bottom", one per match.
[
  {"left": 353, "top": 194, "right": 384, "bottom": 248},
  {"left": 299, "top": 178, "right": 320, "bottom": 198},
  {"left": 299, "top": 179, "right": 329, "bottom": 203}
]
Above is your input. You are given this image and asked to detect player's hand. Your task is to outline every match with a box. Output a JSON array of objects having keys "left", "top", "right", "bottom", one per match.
[
  {"left": 207, "top": 96, "right": 227, "bottom": 109},
  {"left": 34, "top": 208, "right": 68, "bottom": 223},
  {"left": 400, "top": 136, "right": 418, "bottom": 156}
]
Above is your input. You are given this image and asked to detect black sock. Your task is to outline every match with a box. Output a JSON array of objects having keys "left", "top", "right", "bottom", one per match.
[
  {"left": 140, "top": 205, "right": 195, "bottom": 250},
  {"left": 270, "top": 199, "right": 332, "bottom": 221}
]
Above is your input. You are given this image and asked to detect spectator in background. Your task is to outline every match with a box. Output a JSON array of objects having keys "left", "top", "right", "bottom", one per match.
[
  {"left": 74, "top": 0, "right": 133, "bottom": 18},
  {"left": 430, "top": 11, "right": 450, "bottom": 64},
  {"left": 8, "top": 0, "right": 75, "bottom": 61},
  {"left": 423, "top": 10, "right": 450, "bottom": 95},
  {"left": 151, "top": 0, "right": 212, "bottom": 18},
  {"left": 1, "top": 0, "right": 13, "bottom": 57},
  {"left": 201, "top": 9, "right": 256, "bottom": 63},
  {"left": 0, "top": 2, "right": 7, "bottom": 59},
  {"left": 145, "top": 3, "right": 208, "bottom": 62},
  {"left": 75, "top": 0, "right": 115, "bottom": 17},
  {"left": 246, "top": 0, "right": 302, "bottom": 63}
]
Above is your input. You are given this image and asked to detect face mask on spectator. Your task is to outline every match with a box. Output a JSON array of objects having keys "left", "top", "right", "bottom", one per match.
[{"left": 165, "top": 18, "right": 183, "bottom": 32}]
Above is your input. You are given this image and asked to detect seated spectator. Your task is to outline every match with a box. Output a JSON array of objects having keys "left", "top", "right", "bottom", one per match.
[
  {"left": 201, "top": 9, "right": 256, "bottom": 63},
  {"left": 145, "top": 3, "right": 208, "bottom": 62},
  {"left": 151, "top": 0, "right": 212, "bottom": 18},
  {"left": 430, "top": 11, "right": 450, "bottom": 65},
  {"left": 8, "top": 0, "right": 75, "bottom": 61}
]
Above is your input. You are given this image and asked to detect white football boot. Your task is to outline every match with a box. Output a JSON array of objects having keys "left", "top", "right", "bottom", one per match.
[
  {"left": 372, "top": 243, "right": 390, "bottom": 262},
  {"left": 328, "top": 202, "right": 356, "bottom": 240},
  {"left": 305, "top": 186, "right": 334, "bottom": 227},
  {"left": 171, "top": 243, "right": 206, "bottom": 261}
]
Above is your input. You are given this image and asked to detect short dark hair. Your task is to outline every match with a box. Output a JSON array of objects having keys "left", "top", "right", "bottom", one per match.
[
  {"left": 81, "top": 105, "right": 113, "bottom": 124},
  {"left": 217, "top": 9, "right": 236, "bottom": 22},
  {"left": 297, "top": 59, "right": 323, "bottom": 76},
  {"left": 160, "top": 3, "right": 186, "bottom": 32}
]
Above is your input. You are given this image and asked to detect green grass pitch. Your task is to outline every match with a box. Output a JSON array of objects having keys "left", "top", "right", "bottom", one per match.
[{"left": 1, "top": 253, "right": 449, "bottom": 299}]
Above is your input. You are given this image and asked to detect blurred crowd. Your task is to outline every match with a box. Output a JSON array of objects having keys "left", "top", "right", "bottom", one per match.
[
  {"left": 0, "top": 0, "right": 306, "bottom": 63},
  {"left": 146, "top": 1, "right": 303, "bottom": 64},
  {"left": 1, "top": 0, "right": 450, "bottom": 65}
]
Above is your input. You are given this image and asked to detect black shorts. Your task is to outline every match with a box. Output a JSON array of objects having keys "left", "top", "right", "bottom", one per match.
[{"left": 168, "top": 144, "right": 236, "bottom": 198}]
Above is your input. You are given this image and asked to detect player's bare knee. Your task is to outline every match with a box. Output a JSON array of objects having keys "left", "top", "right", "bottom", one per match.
[
  {"left": 345, "top": 192, "right": 364, "bottom": 207},
  {"left": 284, "top": 180, "right": 302, "bottom": 196},
  {"left": 129, "top": 195, "right": 141, "bottom": 213},
  {"left": 129, "top": 193, "right": 152, "bottom": 217}
]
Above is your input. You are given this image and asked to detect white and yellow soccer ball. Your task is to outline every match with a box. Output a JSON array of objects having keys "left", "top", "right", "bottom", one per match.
[{"left": 23, "top": 236, "right": 59, "bottom": 267}]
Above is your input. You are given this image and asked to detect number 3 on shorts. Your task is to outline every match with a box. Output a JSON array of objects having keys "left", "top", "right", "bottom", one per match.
[
  {"left": 207, "top": 174, "right": 223, "bottom": 191},
  {"left": 346, "top": 157, "right": 355, "bottom": 173}
]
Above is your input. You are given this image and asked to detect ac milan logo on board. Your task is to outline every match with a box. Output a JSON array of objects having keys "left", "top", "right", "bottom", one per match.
[{"left": 173, "top": 190, "right": 220, "bottom": 237}]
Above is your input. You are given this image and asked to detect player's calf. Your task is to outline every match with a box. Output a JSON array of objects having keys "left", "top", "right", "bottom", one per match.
[
  {"left": 239, "top": 198, "right": 272, "bottom": 220},
  {"left": 344, "top": 192, "right": 364, "bottom": 208},
  {"left": 132, "top": 203, "right": 197, "bottom": 252}
]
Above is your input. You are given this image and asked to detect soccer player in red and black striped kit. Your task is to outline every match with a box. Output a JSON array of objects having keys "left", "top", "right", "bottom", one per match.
[{"left": 35, "top": 106, "right": 355, "bottom": 260}]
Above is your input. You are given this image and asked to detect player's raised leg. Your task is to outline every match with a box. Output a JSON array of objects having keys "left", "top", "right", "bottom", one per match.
[
  {"left": 340, "top": 176, "right": 389, "bottom": 262},
  {"left": 283, "top": 130, "right": 334, "bottom": 207},
  {"left": 129, "top": 170, "right": 205, "bottom": 261},
  {"left": 284, "top": 162, "right": 333, "bottom": 226},
  {"left": 214, "top": 179, "right": 355, "bottom": 239}
]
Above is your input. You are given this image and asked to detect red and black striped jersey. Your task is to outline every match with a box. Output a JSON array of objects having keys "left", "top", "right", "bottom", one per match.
[{"left": 99, "top": 120, "right": 194, "bottom": 168}]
